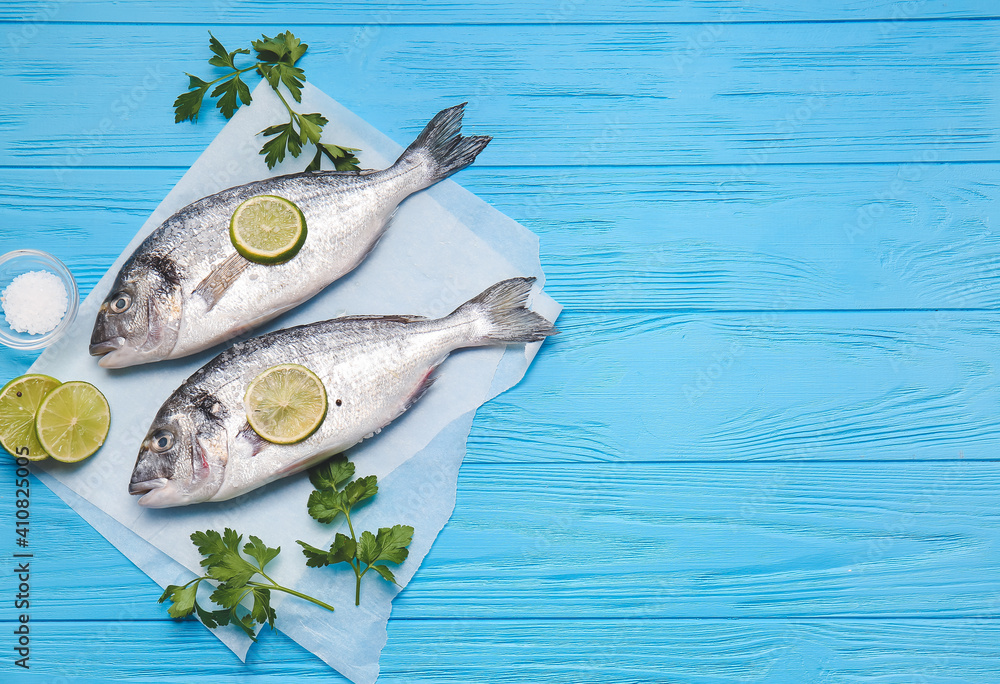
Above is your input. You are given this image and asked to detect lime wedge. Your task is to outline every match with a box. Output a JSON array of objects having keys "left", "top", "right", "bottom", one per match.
[
  {"left": 35, "top": 381, "right": 110, "bottom": 463},
  {"left": 230, "top": 194, "right": 307, "bottom": 264},
  {"left": 245, "top": 363, "right": 327, "bottom": 444},
  {"left": 0, "top": 374, "right": 61, "bottom": 460}
]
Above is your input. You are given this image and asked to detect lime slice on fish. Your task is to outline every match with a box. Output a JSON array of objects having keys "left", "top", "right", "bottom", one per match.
[
  {"left": 245, "top": 364, "right": 327, "bottom": 445},
  {"left": 35, "top": 381, "right": 110, "bottom": 463},
  {"left": 230, "top": 194, "right": 307, "bottom": 264},
  {"left": 0, "top": 374, "right": 61, "bottom": 460}
]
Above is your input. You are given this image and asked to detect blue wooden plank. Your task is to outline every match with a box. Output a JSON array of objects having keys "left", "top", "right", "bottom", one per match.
[
  {"left": 4, "top": 459, "right": 998, "bottom": 621},
  {"left": 0, "top": 618, "right": 997, "bottom": 683},
  {"left": 1, "top": 22, "right": 998, "bottom": 167},
  {"left": 3, "top": 163, "right": 999, "bottom": 312},
  {"left": 2, "top": 310, "right": 997, "bottom": 464},
  {"left": 1, "top": 4, "right": 998, "bottom": 683},
  {"left": 475, "top": 310, "right": 1000, "bottom": 462},
  {"left": 3, "top": 0, "right": 998, "bottom": 24}
]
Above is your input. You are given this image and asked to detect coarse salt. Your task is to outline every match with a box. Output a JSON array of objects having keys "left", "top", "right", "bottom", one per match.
[{"left": 1, "top": 270, "right": 69, "bottom": 335}]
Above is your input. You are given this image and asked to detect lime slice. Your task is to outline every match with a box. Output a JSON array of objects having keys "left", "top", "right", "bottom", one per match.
[
  {"left": 230, "top": 194, "right": 307, "bottom": 264},
  {"left": 245, "top": 363, "right": 327, "bottom": 444},
  {"left": 0, "top": 374, "right": 61, "bottom": 460},
  {"left": 35, "top": 381, "right": 110, "bottom": 463}
]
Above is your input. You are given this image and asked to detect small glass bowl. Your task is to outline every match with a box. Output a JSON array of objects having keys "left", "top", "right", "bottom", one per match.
[{"left": 0, "top": 250, "right": 79, "bottom": 350}]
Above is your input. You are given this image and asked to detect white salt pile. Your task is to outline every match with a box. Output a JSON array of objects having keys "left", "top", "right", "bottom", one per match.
[{"left": 1, "top": 270, "right": 69, "bottom": 335}]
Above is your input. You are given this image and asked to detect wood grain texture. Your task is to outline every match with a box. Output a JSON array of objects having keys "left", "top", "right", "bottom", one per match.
[
  {"left": 1, "top": 308, "right": 996, "bottom": 463},
  {"left": 0, "top": 5, "right": 998, "bottom": 683},
  {"left": 472, "top": 309, "right": 1000, "bottom": 462},
  {"left": 3, "top": 163, "right": 1000, "bottom": 312},
  {"left": 5, "top": 461, "right": 999, "bottom": 620},
  {"left": 3, "top": 1, "right": 998, "bottom": 24},
  {"left": 0, "top": 618, "right": 996, "bottom": 683},
  {"left": 2, "top": 22, "right": 999, "bottom": 167}
]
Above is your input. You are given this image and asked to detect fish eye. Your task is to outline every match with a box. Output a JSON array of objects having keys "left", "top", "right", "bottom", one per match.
[
  {"left": 110, "top": 292, "right": 132, "bottom": 314},
  {"left": 150, "top": 430, "right": 174, "bottom": 452}
]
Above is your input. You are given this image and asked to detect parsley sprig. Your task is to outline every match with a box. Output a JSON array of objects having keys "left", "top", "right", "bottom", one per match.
[
  {"left": 159, "top": 528, "right": 335, "bottom": 641},
  {"left": 297, "top": 456, "right": 414, "bottom": 606},
  {"left": 174, "top": 31, "right": 361, "bottom": 172}
]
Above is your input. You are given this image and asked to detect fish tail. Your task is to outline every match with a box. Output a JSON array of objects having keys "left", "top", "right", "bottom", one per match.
[
  {"left": 395, "top": 103, "right": 492, "bottom": 185},
  {"left": 451, "top": 277, "right": 558, "bottom": 344}
]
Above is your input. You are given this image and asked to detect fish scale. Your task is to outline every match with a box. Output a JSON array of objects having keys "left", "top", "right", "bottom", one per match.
[
  {"left": 127, "top": 277, "right": 557, "bottom": 507},
  {"left": 90, "top": 103, "right": 492, "bottom": 368}
]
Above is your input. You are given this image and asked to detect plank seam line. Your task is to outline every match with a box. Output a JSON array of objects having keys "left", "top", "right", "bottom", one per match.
[
  {"left": 548, "top": 309, "right": 1000, "bottom": 315},
  {"left": 2, "top": 161, "right": 1000, "bottom": 171},
  {"left": 3, "top": 615, "right": 999, "bottom": 624},
  {"left": 456, "top": 459, "right": 1000, "bottom": 465},
  {"left": 1, "top": 18, "right": 999, "bottom": 27}
]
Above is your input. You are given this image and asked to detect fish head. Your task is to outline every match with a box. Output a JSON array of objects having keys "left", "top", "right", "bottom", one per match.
[
  {"left": 90, "top": 253, "right": 183, "bottom": 368},
  {"left": 129, "top": 393, "right": 229, "bottom": 508}
]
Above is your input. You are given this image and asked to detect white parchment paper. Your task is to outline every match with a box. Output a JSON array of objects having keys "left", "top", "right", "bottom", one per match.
[{"left": 29, "top": 83, "right": 560, "bottom": 683}]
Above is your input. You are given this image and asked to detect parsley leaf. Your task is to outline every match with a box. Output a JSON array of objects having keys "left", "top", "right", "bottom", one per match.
[
  {"left": 297, "top": 458, "right": 413, "bottom": 605},
  {"left": 346, "top": 475, "right": 379, "bottom": 506},
  {"left": 298, "top": 112, "right": 327, "bottom": 145},
  {"left": 374, "top": 525, "right": 414, "bottom": 565},
  {"left": 173, "top": 76, "right": 209, "bottom": 123},
  {"left": 243, "top": 535, "right": 281, "bottom": 569},
  {"left": 357, "top": 525, "right": 413, "bottom": 567},
  {"left": 299, "top": 533, "right": 358, "bottom": 567},
  {"left": 158, "top": 527, "right": 335, "bottom": 641},
  {"left": 259, "top": 122, "right": 301, "bottom": 168},
  {"left": 259, "top": 62, "right": 307, "bottom": 104},
  {"left": 371, "top": 565, "right": 397, "bottom": 584},
  {"left": 306, "top": 487, "right": 347, "bottom": 525},
  {"left": 211, "top": 74, "right": 252, "bottom": 119},
  {"left": 309, "top": 455, "right": 355, "bottom": 491},
  {"left": 174, "top": 30, "right": 362, "bottom": 172},
  {"left": 208, "top": 33, "right": 250, "bottom": 70},
  {"left": 329, "top": 533, "right": 359, "bottom": 564},
  {"left": 252, "top": 31, "right": 308, "bottom": 67},
  {"left": 158, "top": 581, "right": 199, "bottom": 619}
]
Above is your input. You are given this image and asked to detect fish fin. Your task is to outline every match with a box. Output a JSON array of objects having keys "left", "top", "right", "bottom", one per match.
[
  {"left": 394, "top": 103, "right": 492, "bottom": 185},
  {"left": 193, "top": 252, "right": 251, "bottom": 310},
  {"left": 402, "top": 368, "right": 437, "bottom": 415},
  {"left": 335, "top": 314, "right": 427, "bottom": 323},
  {"left": 451, "top": 277, "right": 558, "bottom": 344},
  {"left": 355, "top": 207, "right": 396, "bottom": 265},
  {"left": 237, "top": 422, "right": 268, "bottom": 457}
]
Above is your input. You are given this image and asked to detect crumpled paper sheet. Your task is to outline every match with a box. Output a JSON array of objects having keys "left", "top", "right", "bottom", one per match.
[{"left": 30, "top": 82, "right": 560, "bottom": 684}]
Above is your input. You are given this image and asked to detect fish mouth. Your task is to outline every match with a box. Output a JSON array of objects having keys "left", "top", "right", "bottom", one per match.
[
  {"left": 89, "top": 337, "right": 125, "bottom": 357},
  {"left": 129, "top": 477, "right": 187, "bottom": 508},
  {"left": 129, "top": 477, "right": 167, "bottom": 497}
]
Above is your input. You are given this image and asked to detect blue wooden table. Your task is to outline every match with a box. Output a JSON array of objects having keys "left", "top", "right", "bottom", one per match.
[{"left": 2, "top": 2, "right": 999, "bottom": 681}]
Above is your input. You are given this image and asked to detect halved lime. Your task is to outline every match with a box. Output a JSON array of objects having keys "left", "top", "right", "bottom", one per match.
[
  {"left": 230, "top": 194, "right": 307, "bottom": 264},
  {"left": 245, "top": 363, "right": 327, "bottom": 444},
  {"left": 35, "top": 381, "right": 110, "bottom": 463},
  {"left": 0, "top": 374, "right": 61, "bottom": 460}
]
